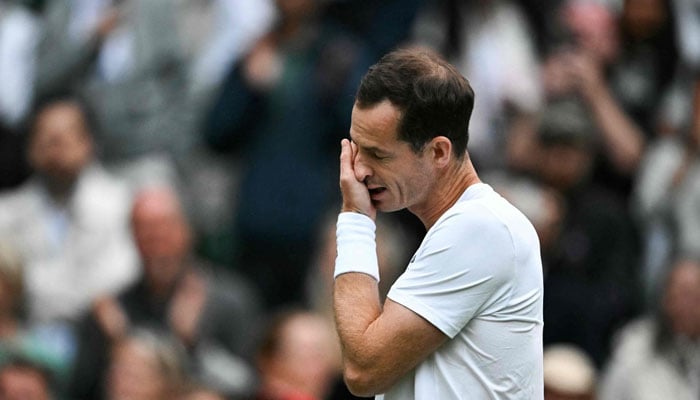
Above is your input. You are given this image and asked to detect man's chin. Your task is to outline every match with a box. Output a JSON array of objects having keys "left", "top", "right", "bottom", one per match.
[{"left": 373, "top": 201, "right": 402, "bottom": 213}]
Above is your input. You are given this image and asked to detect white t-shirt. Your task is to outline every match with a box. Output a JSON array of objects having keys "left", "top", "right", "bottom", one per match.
[{"left": 380, "top": 183, "right": 544, "bottom": 399}]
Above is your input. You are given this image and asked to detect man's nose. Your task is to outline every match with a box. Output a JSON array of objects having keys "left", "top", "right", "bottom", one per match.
[{"left": 353, "top": 152, "right": 372, "bottom": 183}]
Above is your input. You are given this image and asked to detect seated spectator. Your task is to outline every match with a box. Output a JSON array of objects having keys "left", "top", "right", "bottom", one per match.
[
  {"left": 254, "top": 309, "right": 341, "bottom": 400},
  {"left": 105, "top": 328, "right": 186, "bottom": 400},
  {"left": 36, "top": 0, "right": 193, "bottom": 189},
  {"left": 0, "top": 93, "right": 138, "bottom": 325},
  {"left": 598, "top": 258, "right": 700, "bottom": 400},
  {"left": 543, "top": 344, "right": 597, "bottom": 400},
  {"left": 68, "top": 186, "right": 261, "bottom": 400}
]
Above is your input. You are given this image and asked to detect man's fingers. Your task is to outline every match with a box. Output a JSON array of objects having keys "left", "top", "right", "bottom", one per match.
[{"left": 339, "top": 139, "right": 355, "bottom": 182}]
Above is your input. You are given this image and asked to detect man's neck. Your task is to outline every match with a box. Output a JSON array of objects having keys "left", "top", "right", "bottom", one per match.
[
  {"left": 39, "top": 174, "right": 81, "bottom": 206},
  {"left": 410, "top": 155, "right": 481, "bottom": 230}
]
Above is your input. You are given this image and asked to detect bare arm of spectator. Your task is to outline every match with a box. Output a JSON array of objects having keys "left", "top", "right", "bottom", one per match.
[
  {"left": 569, "top": 52, "right": 645, "bottom": 174},
  {"left": 35, "top": 3, "right": 120, "bottom": 96},
  {"left": 168, "top": 271, "right": 207, "bottom": 347}
]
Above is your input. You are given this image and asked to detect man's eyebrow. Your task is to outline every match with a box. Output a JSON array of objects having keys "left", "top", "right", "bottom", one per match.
[{"left": 360, "top": 145, "right": 390, "bottom": 155}]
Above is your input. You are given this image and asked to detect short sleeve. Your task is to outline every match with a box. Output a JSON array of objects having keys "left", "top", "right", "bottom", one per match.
[{"left": 387, "top": 205, "right": 516, "bottom": 338}]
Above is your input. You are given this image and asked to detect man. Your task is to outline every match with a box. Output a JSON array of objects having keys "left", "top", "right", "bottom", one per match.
[
  {"left": 598, "top": 258, "right": 700, "bottom": 400},
  {"left": 333, "top": 47, "right": 544, "bottom": 399},
  {"left": 0, "top": 94, "right": 138, "bottom": 324},
  {"left": 68, "top": 186, "right": 261, "bottom": 400},
  {"left": 36, "top": 0, "right": 192, "bottom": 188}
]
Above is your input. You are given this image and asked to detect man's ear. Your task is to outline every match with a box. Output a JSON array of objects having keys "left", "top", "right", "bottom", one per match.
[{"left": 430, "top": 136, "right": 452, "bottom": 168}]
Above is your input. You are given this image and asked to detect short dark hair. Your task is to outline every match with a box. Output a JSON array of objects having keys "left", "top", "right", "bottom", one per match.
[
  {"left": 355, "top": 47, "right": 475, "bottom": 158},
  {"left": 26, "top": 91, "right": 96, "bottom": 140}
]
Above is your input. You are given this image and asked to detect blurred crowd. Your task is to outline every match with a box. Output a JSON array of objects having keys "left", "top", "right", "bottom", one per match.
[{"left": 0, "top": 0, "right": 699, "bottom": 399}]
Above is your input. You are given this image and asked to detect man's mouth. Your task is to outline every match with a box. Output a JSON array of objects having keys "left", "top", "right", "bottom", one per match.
[{"left": 369, "top": 187, "right": 386, "bottom": 197}]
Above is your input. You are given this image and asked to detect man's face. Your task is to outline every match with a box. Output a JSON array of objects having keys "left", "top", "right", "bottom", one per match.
[
  {"left": 130, "top": 191, "right": 191, "bottom": 288},
  {"left": 537, "top": 143, "right": 592, "bottom": 192},
  {"left": 349, "top": 101, "right": 434, "bottom": 213},
  {"left": 107, "top": 340, "right": 168, "bottom": 400},
  {"left": 29, "top": 102, "right": 92, "bottom": 184}
]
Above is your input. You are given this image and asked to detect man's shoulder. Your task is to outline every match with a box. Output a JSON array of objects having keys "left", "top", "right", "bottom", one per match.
[
  {"left": 438, "top": 189, "right": 535, "bottom": 242},
  {"left": 0, "top": 179, "right": 42, "bottom": 218}
]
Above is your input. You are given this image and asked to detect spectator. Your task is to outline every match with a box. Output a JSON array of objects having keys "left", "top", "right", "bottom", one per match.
[
  {"left": 104, "top": 328, "right": 187, "bottom": 400},
  {"left": 541, "top": 0, "right": 669, "bottom": 199},
  {"left": 205, "top": 0, "right": 365, "bottom": 309},
  {"left": 254, "top": 309, "right": 341, "bottom": 400},
  {"left": 632, "top": 128, "right": 700, "bottom": 301},
  {"left": 535, "top": 97, "right": 642, "bottom": 366},
  {"left": 612, "top": 0, "right": 678, "bottom": 134},
  {"left": 68, "top": 186, "right": 261, "bottom": 400},
  {"left": 36, "top": 0, "right": 192, "bottom": 188},
  {"left": 631, "top": 4, "right": 700, "bottom": 296},
  {"left": 598, "top": 258, "right": 700, "bottom": 400},
  {"left": 0, "top": 93, "right": 138, "bottom": 325},
  {"left": 171, "top": 0, "right": 277, "bottom": 266}
]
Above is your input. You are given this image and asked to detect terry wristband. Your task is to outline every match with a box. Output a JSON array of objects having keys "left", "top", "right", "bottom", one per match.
[{"left": 334, "top": 212, "right": 380, "bottom": 282}]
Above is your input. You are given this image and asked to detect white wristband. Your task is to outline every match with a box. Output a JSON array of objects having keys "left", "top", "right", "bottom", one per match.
[{"left": 334, "top": 212, "right": 380, "bottom": 282}]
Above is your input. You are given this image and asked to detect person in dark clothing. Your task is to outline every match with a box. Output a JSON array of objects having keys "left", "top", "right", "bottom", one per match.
[
  {"left": 204, "top": 0, "right": 424, "bottom": 310},
  {"left": 535, "top": 98, "right": 642, "bottom": 367},
  {"left": 68, "top": 186, "right": 262, "bottom": 400}
]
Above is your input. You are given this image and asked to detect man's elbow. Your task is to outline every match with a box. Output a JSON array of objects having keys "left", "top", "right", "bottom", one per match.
[{"left": 343, "top": 362, "right": 390, "bottom": 397}]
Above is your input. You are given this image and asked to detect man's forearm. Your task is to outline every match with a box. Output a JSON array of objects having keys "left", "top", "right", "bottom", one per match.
[
  {"left": 583, "top": 84, "right": 644, "bottom": 173},
  {"left": 333, "top": 212, "right": 407, "bottom": 396},
  {"left": 334, "top": 274, "right": 381, "bottom": 385},
  {"left": 334, "top": 273, "right": 406, "bottom": 397}
]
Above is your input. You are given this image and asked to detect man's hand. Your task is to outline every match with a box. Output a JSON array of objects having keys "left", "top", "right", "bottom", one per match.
[
  {"left": 339, "top": 139, "right": 376, "bottom": 220},
  {"left": 169, "top": 271, "right": 207, "bottom": 347},
  {"left": 93, "top": 296, "right": 128, "bottom": 342}
]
